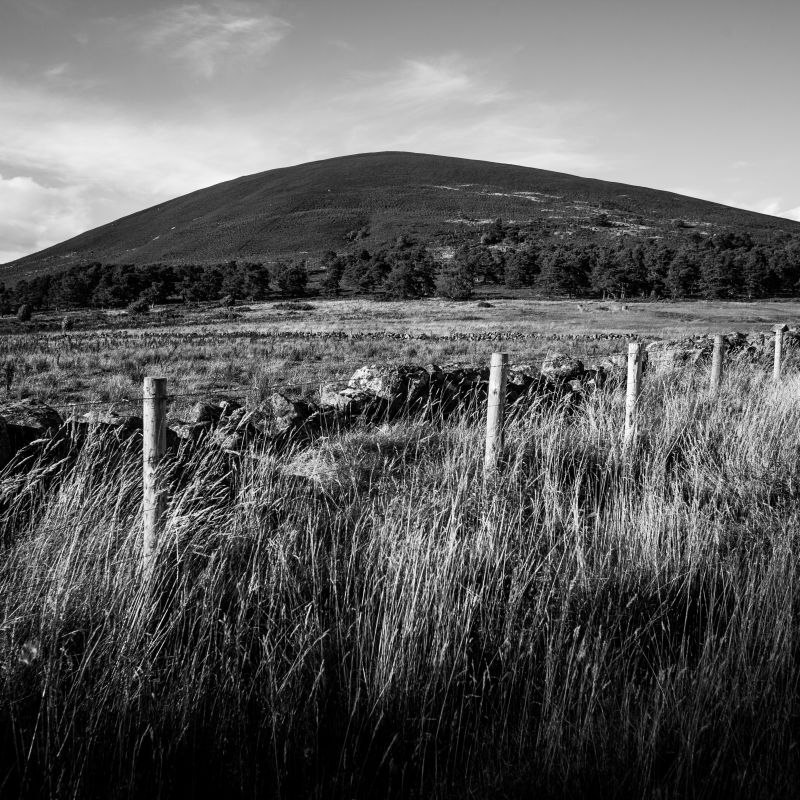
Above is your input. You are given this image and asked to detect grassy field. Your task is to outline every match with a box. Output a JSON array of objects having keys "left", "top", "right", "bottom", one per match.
[
  {"left": 2, "top": 298, "right": 799, "bottom": 415},
  {"left": 2, "top": 354, "right": 800, "bottom": 798},
  {"left": 2, "top": 299, "right": 800, "bottom": 798}
]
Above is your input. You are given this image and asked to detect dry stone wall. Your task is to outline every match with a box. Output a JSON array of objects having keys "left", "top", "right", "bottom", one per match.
[{"left": 0, "top": 327, "right": 797, "bottom": 472}]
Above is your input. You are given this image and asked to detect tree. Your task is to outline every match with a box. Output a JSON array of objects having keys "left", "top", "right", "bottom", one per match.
[
  {"left": 666, "top": 247, "right": 701, "bottom": 298},
  {"left": 536, "top": 245, "right": 588, "bottom": 296},
  {"left": 439, "top": 257, "right": 475, "bottom": 300},
  {"left": 271, "top": 260, "right": 308, "bottom": 297},
  {"left": 220, "top": 261, "right": 247, "bottom": 300},
  {"left": 742, "top": 247, "right": 769, "bottom": 299},
  {"left": 241, "top": 262, "right": 271, "bottom": 299},
  {"left": 504, "top": 247, "right": 538, "bottom": 289},
  {"left": 382, "top": 242, "right": 436, "bottom": 299},
  {"left": 0, "top": 283, "right": 13, "bottom": 315},
  {"left": 320, "top": 254, "right": 346, "bottom": 296}
]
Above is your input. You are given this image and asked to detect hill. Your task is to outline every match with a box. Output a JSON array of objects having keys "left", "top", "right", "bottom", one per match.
[{"left": 3, "top": 151, "right": 799, "bottom": 282}]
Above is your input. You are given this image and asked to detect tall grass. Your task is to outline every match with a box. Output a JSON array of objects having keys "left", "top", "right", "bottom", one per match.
[{"left": 2, "top": 361, "right": 800, "bottom": 798}]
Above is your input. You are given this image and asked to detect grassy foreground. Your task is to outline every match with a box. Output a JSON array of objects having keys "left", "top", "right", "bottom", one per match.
[{"left": 2, "top": 358, "right": 800, "bottom": 798}]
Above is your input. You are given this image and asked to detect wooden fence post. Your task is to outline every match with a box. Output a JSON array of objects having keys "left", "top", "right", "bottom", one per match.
[
  {"left": 623, "top": 342, "right": 643, "bottom": 449},
  {"left": 773, "top": 325, "right": 788, "bottom": 381},
  {"left": 710, "top": 334, "right": 725, "bottom": 395},
  {"left": 143, "top": 376, "right": 167, "bottom": 575},
  {"left": 484, "top": 352, "right": 508, "bottom": 477}
]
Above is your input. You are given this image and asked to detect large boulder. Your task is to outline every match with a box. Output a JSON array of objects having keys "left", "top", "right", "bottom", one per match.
[
  {"left": 541, "top": 353, "right": 584, "bottom": 382},
  {"left": 347, "top": 365, "right": 430, "bottom": 413},
  {"left": 645, "top": 340, "right": 706, "bottom": 372},
  {"left": 318, "top": 384, "right": 370, "bottom": 414}
]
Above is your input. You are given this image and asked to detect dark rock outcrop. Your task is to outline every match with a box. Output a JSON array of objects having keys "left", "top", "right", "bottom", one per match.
[{"left": 0, "top": 399, "right": 63, "bottom": 453}]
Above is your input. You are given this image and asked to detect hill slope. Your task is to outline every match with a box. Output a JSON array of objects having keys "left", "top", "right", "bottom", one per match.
[{"left": 3, "top": 151, "right": 799, "bottom": 281}]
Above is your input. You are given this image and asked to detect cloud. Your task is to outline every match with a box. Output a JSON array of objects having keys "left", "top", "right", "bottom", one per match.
[
  {"left": 44, "top": 63, "right": 70, "bottom": 79},
  {"left": 0, "top": 175, "right": 90, "bottom": 264},
  {"left": 0, "top": 77, "right": 268, "bottom": 263},
  {"left": 0, "top": 54, "right": 607, "bottom": 263},
  {"left": 333, "top": 56, "right": 606, "bottom": 175},
  {"left": 139, "top": 2, "right": 291, "bottom": 78},
  {"left": 778, "top": 206, "right": 800, "bottom": 222},
  {"left": 342, "top": 55, "right": 506, "bottom": 110},
  {"left": 753, "top": 198, "right": 800, "bottom": 222}
]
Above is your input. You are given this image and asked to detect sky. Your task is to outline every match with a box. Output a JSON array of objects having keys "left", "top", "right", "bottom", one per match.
[{"left": 1, "top": 0, "right": 799, "bottom": 263}]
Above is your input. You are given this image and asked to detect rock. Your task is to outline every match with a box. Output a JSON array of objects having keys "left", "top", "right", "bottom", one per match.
[
  {"left": 319, "top": 384, "right": 365, "bottom": 412},
  {"left": 81, "top": 410, "right": 143, "bottom": 437},
  {"left": 645, "top": 340, "right": 704, "bottom": 371},
  {"left": 171, "top": 421, "right": 211, "bottom": 441},
  {"left": 508, "top": 364, "right": 536, "bottom": 387},
  {"left": 282, "top": 448, "right": 341, "bottom": 489},
  {"left": 541, "top": 353, "right": 584, "bottom": 382},
  {"left": 0, "top": 398, "right": 62, "bottom": 432},
  {"left": 186, "top": 398, "right": 242, "bottom": 425},
  {"left": 187, "top": 401, "right": 222, "bottom": 424},
  {"left": 347, "top": 365, "right": 431, "bottom": 412},
  {"left": 594, "top": 353, "right": 627, "bottom": 372},
  {"left": 269, "top": 393, "right": 313, "bottom": 433},
  {"left": 209, "top": 427, "right": 246, "bottom": 452},
  {"left": 237, "top": 407, "right": 273, "bottom": 434},
  {"left": 0, "top": 399, "right": 63, "bottom": 452},
  {"left": 724, "top": 331, "right": 748, "bottom": 351}
]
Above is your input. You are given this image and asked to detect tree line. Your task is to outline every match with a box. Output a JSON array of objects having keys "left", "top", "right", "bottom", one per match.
[
  {"left": 0, "top": 259, "right": 304, "bottom": 314},
  {"left": 2, "top": 224, "right": 800, "bottom": 313}
]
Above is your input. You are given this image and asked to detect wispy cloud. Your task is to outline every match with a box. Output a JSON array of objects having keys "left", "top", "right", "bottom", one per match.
[
  {"left": 342, "top": 55, "right": 506, "bottom": 110},
  {"left": 44, "top": 62, "right": 70, "bottom": 80},
  {"left": 334, "top": 56, "right": 606, "bottom": 174},
  {"left": 139, "top": 2, "right": 291, "bottom": 78}
]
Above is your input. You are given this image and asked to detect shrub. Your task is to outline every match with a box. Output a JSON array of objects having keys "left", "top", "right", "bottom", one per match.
[{"left": 16, "top": 304, "right": 32, "bottom": 322}]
